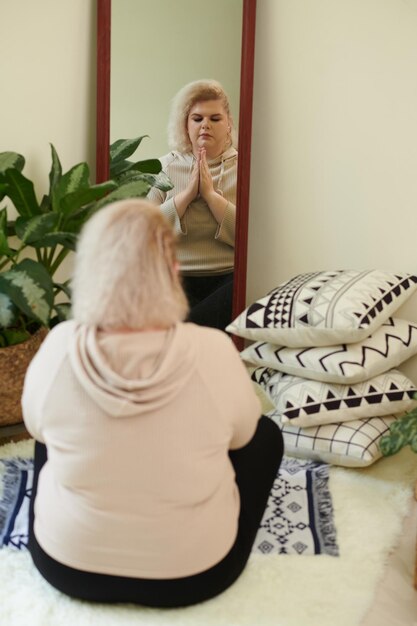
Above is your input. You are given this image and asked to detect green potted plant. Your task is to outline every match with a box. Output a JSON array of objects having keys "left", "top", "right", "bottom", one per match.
[
  {"left": 0, "top": 136, "right": 171, "bottom": 345},
  {"left": 380, "top": 402, "right": 417, "bottom": 457},
  {"left": 0, "top": 136, "right": 172, "bottom": 427}
]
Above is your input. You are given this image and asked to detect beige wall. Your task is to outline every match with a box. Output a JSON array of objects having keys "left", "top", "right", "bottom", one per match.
[
  {"left": 111, "top": 0, "right": 243, "bottom": 160},
  {"left": 1, "top": 0, "right": 96, "bottom": 280},
  {"left": 247, "top": 0, "right": 417, "bottom": 379},
  {"left": 1, "top": 0, "right": 96, "bottom": 191}
]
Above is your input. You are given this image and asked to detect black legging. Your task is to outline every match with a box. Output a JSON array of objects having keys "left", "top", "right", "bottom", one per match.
[
  {"left": 28, "top": 416, "right": 284, "bottom": 608},
  {"left": 182, "top": 272, "right": 233, "bottom": 331}
]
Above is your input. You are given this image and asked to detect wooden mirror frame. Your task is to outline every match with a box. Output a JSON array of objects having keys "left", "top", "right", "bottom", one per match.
[{"left": 96, "top": 0, "right": 256, "bottom": 341}]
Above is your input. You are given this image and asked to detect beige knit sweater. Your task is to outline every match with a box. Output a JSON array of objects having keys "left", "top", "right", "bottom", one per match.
[
  {"left": 22, "top": 320, "right": 261, "bottom": 579},
  {"left": 148, "top": 147, "right": 237, "bottom": 276}
]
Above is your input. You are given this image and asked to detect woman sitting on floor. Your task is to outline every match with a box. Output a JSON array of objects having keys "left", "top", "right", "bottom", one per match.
[{"left": 22, "top": 198, "right": 284, "bottom": 608}]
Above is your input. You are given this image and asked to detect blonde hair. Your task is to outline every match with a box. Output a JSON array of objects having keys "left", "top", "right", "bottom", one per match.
[
  {"left": 72, "top": 199, "right": 189, "bottom": 329},
  {"left": 167, "top": 79, "right": 237, "bottom": 153}
]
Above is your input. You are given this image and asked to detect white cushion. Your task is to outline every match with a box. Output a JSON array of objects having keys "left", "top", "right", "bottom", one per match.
[
  {"left": 251, "top": 366, "right": 417, "bottom": 428},
  {"left": 269, "top": 412, "right": 400, "bottom": 468},
  {"left": 241, "top": 318, "right": 417, "bottom": 384},
  {"left": 227, "top": 270, "right": 417, "bottom": 347},
  {"left": 250, "top": 376, "right": 402, "bottom": 467}
]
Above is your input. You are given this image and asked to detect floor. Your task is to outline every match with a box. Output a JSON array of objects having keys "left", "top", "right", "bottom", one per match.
[
  {"left": 362, "top": 498, "right": 417, "bottom": 625},
  {"left": 1, "top": 425, "right": 416, "bottom": 625}
]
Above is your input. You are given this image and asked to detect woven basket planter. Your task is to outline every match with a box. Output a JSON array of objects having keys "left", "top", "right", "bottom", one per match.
[{"left": 0, "top": 327, "right": 47, "bottom": 427}]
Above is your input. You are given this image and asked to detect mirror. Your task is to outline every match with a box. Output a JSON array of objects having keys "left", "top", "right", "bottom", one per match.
[{"left": 96, "top": 0, "right": 256, "bottom": 335}]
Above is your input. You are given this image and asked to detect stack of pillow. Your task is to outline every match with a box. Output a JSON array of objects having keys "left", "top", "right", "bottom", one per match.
[{"left": 227, "top": 270, "right": 417, "bottom": 467}]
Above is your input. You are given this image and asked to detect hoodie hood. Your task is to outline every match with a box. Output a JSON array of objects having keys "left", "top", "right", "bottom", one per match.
[
  {"left": 68, "top": 323, "right": 197, "bottom": 418},
  {"left": 206, "top": 145, "right": 237, "bottom": 166}
]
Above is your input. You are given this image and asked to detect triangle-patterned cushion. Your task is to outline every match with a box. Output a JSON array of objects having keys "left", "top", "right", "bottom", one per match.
[
  {"left": 227, "top": 270, "right": 417, "bottom": 347},
  {"left": 251, "top": 366, "right": 417, "bottom": 428}
]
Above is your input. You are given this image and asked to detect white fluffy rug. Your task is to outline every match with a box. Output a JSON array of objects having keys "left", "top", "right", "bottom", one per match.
[{"left": 0, "top": 438, "right": 416, "bottom": 626}]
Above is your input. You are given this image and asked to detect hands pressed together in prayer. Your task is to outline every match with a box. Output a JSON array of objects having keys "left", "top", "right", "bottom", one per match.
[{"left": 174, "top": 148, "right": 229, "bottom": 224}]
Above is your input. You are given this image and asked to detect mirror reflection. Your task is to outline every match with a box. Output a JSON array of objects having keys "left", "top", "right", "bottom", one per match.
[
  {"left": 147, "top": 80, "right": 238, "bottom": 330},
  {"left": 110, "top": 0, "right": 243, "bottom": 330}
]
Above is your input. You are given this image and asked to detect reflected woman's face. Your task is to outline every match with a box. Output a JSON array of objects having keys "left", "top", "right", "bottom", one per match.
[{"left": 187, "top": 100, "right": 230, "bottom": 159}]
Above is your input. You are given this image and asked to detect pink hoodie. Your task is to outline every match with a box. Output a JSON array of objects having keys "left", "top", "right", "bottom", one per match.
[{"left": 22, "top": 320, "right": 260, "bottom": 578}]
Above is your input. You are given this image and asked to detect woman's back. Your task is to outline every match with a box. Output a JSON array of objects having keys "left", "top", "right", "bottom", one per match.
[{"left": 23, "top": 320, "right": 260, "bottom": 579}]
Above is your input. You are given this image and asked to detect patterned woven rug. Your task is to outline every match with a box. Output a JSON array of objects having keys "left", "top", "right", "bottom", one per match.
[
  {"left": 0, "top": 455, "right": 338, "bottom": 556},
  {"left": 255, "top": 457, "right": 338, "bottom": 556},
  {"left": 0, "top": 458, "right": 33, "bottom": 550}
]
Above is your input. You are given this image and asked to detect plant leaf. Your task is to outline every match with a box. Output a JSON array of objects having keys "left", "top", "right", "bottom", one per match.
[
  {"left": 30, "top": 232, "right": 78, "bottom": 251},
  {"left": 15, "top": 213, "right": 59, "bottom": 244},
  {"left": 379, "top": 431, "right": 405, "bottom": 456},
  {"left": 380, "top": 408, "right": 417, "bottom": 456},
  {"left": 39, "top": 194, "right": 51, "bottom": 213},
  {"left": 53, "top": 280, "right": 72, "bottom": 299},
  {"left": 53, "top": 163, "right": 90, "bottom": 212},
  {"left": 63, "top": 162, "right": 90, "bottom": 193},
  {"left": 110, "top": 136, "right": 148, "bottom": 163},
  {"left": 53, "top": 302, "right": 72, "bottom": 322},
  {"left": 6, "top": 220, "right": 16, "bottom": 237},
  {"left": 60, "top": 181, "right": 118, "bottom": 216},
  {"left": 115, "top": 170, "right": 173, "bottom": 192},
  {"left": 48, "top": 144, "right": 62, "bottom": 194},
  {"left": 0, "top": 183, "right": 9, "bottom": 202},
  {"left": 110, "top": 158, "right": 134, "bottom": 179},
  {"left": 0, "top": 258, "right": 53, "bottom": 326},
  {"left": 0, "top": 292, "right": 18, "bottom": 328},
  {"left": 110, "top": 158, "right": 162, "bottom": 180},
  {"left": 64, "top": 206, "right": 96, "bottom": 234},
  {"left": 2, "top": 328, "right": 31, "bottom": 346},
  {"left": 142, "top": 171, "right": 173, "bottom": 192},
  {"left": 4, "top": 169, "right": 41, "bottom": 217},
  {"left": 112, "top": 170, "right": 148, "bottom": 184},
  {"left": 0, "top": 207, "right": 13, "bottom": 257},
  {"left": 0, "top": 152, "right": 25, "bottom": 174},
  {"left": 94, "top": 179, "right": 151, "bottom": 210},
  {"left": 153, "top": 171, "right": 173, "bottom": 192},
  {"left": 129, "top": 159, "right": 162, "bottom": 174}
]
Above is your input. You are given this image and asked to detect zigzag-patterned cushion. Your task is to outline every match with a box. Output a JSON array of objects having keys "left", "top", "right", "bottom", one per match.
[
  {"left": 251, "top": 366, "right": 417, "bottom": 428},
  {"left": 241, "top": 318, "right": 417, "bottom": 384},
  {"left": 227, "top": 270, "right": 417, "bottom": 347}
]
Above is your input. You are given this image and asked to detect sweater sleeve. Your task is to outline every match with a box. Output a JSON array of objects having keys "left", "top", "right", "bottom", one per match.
[
  {"left": 226, "top": 344, "right": 262, "bottom": 449},
  {"left": 21, "top": 322, "right": 74, "bottom": 442},
  {"left": 215, "top": 201, "right": 236, "bottom": 247},
  {"left": 199, "top": 328, "right": 262, "bottom": 450},
  {"left": 147, "top": 169, "right": 186, "bottom": 235}
]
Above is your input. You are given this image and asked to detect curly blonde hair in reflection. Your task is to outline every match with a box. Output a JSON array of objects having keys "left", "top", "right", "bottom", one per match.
[
  {"left": 167, "top": 79, "right": 237, "bottom": 153},
  {"left": 72, "top": 199, "right": 189, "bottom": 329}
]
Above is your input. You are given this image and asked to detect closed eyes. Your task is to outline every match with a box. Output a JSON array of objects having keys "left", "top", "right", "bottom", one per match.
[{"left": 190, "top": 115, "right": 223, "bottom": 122}]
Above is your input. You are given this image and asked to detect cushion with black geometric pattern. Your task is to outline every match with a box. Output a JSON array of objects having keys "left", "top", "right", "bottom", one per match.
[
  {"left": 250, "top": 375, "right": 403, "bottom": 467},
  {"left": 241, "top": 318, "right": 417, "bottom": 384},
  {"left": 227, "top": 270, "right": 417, "bottom": 347},
  {"left": 267, "top": 411, "right": 401, "bottom": 468},
  {"left": 251, "top": 366, "right": 417, "bottom": 428}
]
